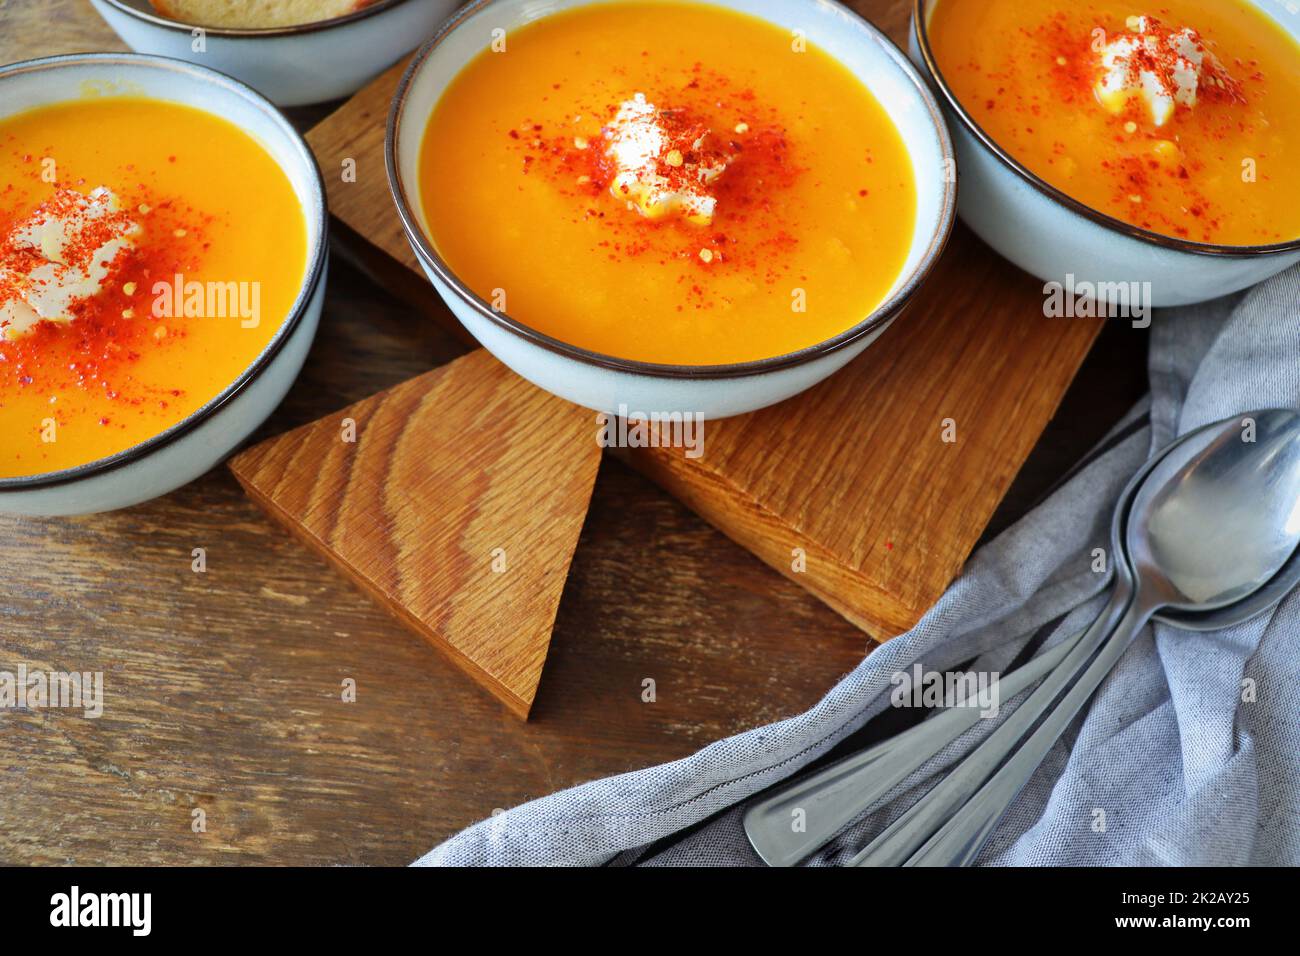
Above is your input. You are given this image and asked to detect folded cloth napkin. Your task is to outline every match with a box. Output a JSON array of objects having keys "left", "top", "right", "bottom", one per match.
[{"left": 415, "top": 265, "right": 1300, "bottom": 866}]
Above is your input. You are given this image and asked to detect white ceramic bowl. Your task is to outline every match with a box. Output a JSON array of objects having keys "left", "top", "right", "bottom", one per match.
[
  {"left": 0, "top": 54, "right": 328, "bottom": 517},
  {"left": 387, "top": 0, "right": 956, "bottom": 420},
  {"left": 910, "top": 0, "right": 1300, "bottom": 307},
  {"left": 89, "top": 0, "right": 458, "bottom": 107}
]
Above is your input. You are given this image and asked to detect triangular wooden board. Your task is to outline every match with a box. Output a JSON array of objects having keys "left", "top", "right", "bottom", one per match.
[{"left": 229, "top": 349, "right": 602, "bottom": 718}]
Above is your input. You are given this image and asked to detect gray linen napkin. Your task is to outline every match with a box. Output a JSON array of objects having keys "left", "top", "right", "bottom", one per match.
[{"left": 415, "top": 264, "right": 1300, "bottom": 866}]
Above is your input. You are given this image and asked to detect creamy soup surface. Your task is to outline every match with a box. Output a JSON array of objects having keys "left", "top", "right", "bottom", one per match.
[
  {"left": 930, "top": 0, "right": 1300, "bottom": 245},
  {"left": 419, "top": 1, "right": 918, "bottom": 365}
]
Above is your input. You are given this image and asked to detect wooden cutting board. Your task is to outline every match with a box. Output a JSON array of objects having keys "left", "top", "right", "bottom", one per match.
[{"left": 303, "top": 58, "right": 1102, "bottom": 640}]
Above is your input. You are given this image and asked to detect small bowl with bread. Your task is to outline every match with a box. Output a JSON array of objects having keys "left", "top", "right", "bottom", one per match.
[{"left": 89, "top": 0, "right": 458, "bottom": 106}]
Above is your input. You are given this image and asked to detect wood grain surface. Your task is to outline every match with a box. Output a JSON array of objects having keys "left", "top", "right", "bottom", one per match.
[
  {"left": 231, "top": 351, "right": 603, "bottom": 717},
  {"left": 0, "top": 0, "right": 1148, "bottom": 865},
  {"left": 305, "top": 27, "right": 1103, "bottom": 638}
]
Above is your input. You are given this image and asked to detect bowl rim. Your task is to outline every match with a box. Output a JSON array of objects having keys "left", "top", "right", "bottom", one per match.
[
  {"left": 0, "top": 52, "right": 329, "bottom": 493},
  {"left": 385, "top": 0, "right": 958, "bottom": 381},
  {"left": 911, "top": 0, "right": 1300, "bottom": 259},
  {"left": 94, "top": 0, "right": 411, "bottom": 37}
]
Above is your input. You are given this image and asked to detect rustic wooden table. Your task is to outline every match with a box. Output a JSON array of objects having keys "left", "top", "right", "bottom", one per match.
[{"left": 0, "top": 0, "right": 1146, "bottom": 865}]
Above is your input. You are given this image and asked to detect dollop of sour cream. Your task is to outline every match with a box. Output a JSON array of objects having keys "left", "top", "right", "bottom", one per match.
[
  {"left": 0, "top": 186, "right": 141, "bottom": 340},
  {"left": 1094, "top": 16, "right": 1238, "bottom": 127},
  {"left": 603, "top": 94, "right": 730, "bottom": 225}
]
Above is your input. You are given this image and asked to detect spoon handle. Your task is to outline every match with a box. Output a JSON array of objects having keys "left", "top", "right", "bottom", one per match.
[
  {"left": 742, "top": 631, "right": 1082, "bottom": 866},
  {"left": 846, "top": 582, "right": 1133, "bottom": 867},
  {"left": 902, "top": 597, "right": 1154, "bottom": 866}
]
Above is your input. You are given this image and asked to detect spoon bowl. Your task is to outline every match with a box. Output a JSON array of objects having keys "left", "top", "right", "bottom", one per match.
[
  {"left": 1128, "top": 409, "right": 1300, "bottom": 613},
  {"left": 1136, "top": 418, "right": 1300, "bottom": 630}
]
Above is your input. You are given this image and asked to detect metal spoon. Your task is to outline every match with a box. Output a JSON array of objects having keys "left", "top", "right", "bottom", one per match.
[
  {"left": 747, "top": 416, "right": 1300, "bottom": 867},
  {"left": 850, "top": 409, "right": 1300, "bottom": 867},
  {"left": 1147, "top": 421, "right": 1300, "bottom": 631},
  {"left": 900, "top": 408, "right": 1300, "bottom": 866}
]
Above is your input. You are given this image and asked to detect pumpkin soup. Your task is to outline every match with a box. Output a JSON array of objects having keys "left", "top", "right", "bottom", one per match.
[
  {"left": 929, "top": 0, "right": 1300, "bottom": 245},
  {"left": 418, "top": 1, "right": 917, "bottom": 366},
  {"left": 0, "top": 97, "right": 306, "bottom": 478}
]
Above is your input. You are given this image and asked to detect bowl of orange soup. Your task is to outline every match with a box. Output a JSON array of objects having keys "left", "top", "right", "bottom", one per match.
[
  {"left": 913, "top": 0, "right": 1300, "bottom": 307},
  {"left": 387, "top": 0, "right": 956, "bottom": 420},
  {"left": 0, "top": 54, "right": 327, "bottom": 516}
]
